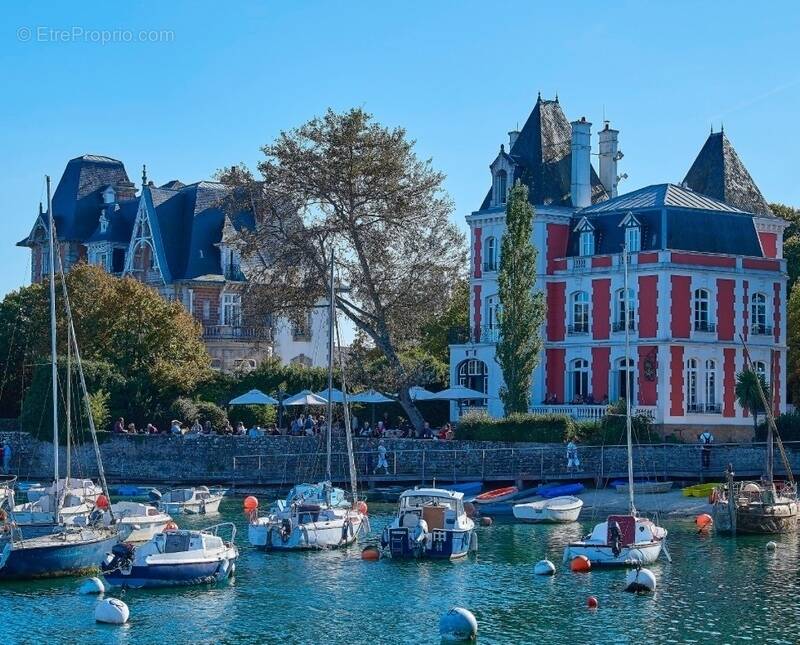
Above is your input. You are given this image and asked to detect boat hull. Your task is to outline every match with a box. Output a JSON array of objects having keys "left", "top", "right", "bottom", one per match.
[
  {"left": 249, "top": 515, "right": 364, "bottom": 551},
  {"left": 0, "top": 533, "right": 119, "bottom": 579},
  {"left": 102, "top": 557, "right": 235, "bottom": 588},
  {"left": 161, "top": 497, "right": 222, "bottom": 516},
  {"left": 513, "top": 497, "right": 583, "bottom": 523},
  {"left": 382, "top": 527, "right": 475, "bottom": 560},
  {"left": 117, "top": 520, "right": 171, "bottom": 543},
  {"left": 563, "top": 541, "right": 662, "bottom": 566},
  {"left": 713, "top": 500, "right": 799, "bottom": 534}
]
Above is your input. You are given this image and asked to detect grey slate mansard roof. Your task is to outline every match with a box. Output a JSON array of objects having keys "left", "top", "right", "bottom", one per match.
[
  {"left": 567, "top": 183, "right": 764, "bottom": 258},
  {"left": 479, "top": 97, "right": 608, "bottom": 210},
  {"left": 682, "top": 131, "right": 774, "bottom": 217}
]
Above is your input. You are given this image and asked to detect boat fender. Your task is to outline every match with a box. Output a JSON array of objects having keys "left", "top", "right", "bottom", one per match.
[
  {"left": 469, "top": 531, "right": 478, "bottom": 553},
  {"left": 95, "top": 598, "right": 129, "bottom": 625},
  {"left": 439, "top": 607, "right": 478, "bottom": 642},
  {"left": 340, "top": 518, "right": 351, "bottom": 544},
  {"left": 78, "top": 577, "right": 105, "bottom": 595},
  {"left": 413, "top": 520, "right": 428, "bottom": 543},
  {"left": 229, "top": 561, "right": 236, "bottom": 578}
]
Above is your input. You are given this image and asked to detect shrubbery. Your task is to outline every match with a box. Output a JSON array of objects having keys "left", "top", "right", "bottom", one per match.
[
  {"left": 756, "top": 411, "right": 800, "bottom": 442},
  {"left": 456, "top": 411, "right": 575, "bottom": 442}
]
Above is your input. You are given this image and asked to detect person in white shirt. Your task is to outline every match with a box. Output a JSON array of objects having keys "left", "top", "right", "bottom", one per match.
[
  {"left": 699, "top": 430, "right": 714, "bottom": 468},
  {"left": 374, "top": 440, "right": 389, "bottom": 475}
]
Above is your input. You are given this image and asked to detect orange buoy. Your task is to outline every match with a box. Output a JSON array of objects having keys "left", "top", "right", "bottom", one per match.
[
  {"left": 164, "top": 521, "right": 178, "bottom": 531},
  {"left": 95, "top": 495, "right": 109, "bottom": 510},
  {"left": 243, "top": 496, "right": 259, "bottom": 513},
  {"left": 480, "top": 517, "right": 493, "bottom": 527},
  {"left": 695, "top": 513, "right": 713, "bottom": 531},
  {"left": 570, "top": 555, "right": 591, "bottom": 572},
  {"left": 587, "top": 596, "right": 599, "bottom": 609},
  {"left": 356, "top": 500, "right": 368, "bottom": 515},
  {"left": 361, "top": 546, "right": 380, "bottom": 560}
]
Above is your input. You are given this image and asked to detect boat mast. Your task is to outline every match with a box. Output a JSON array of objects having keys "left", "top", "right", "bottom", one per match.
[
  {"left": 46, "top": 176, "right": 60, "bottom": 504},
  {"left": 325, "top": 251, "right": 335, "bottom": 483},
  {"left": 65, "top": 323, "right": 71, "bottom": 485},
  {"left": 623, "top": 240, "right": 636, "bottom": 516}
]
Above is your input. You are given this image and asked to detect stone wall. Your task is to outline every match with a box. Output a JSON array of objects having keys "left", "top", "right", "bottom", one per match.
[{"left": 1, "top": 431, "right": 796, "bottom": 486}]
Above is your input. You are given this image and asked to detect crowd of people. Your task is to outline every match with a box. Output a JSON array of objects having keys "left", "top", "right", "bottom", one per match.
[{"left": 109, "top": 412, "right": 455, "bottom": 440}]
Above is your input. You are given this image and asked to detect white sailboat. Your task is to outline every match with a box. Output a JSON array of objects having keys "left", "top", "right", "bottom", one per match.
[
  {"left": 248, "top": 252, "right": 368, "bottom": 550},
  {"left": 563, "top": 241, "right": 668, "bottom": 566},
  {"left": 0, "top": 176, "right": 118, "bottom": 579}
]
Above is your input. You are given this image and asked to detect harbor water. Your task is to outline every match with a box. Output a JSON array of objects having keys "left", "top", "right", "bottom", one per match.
[{"left": 1, "top": 497, "right": 798, "bottom": 644}]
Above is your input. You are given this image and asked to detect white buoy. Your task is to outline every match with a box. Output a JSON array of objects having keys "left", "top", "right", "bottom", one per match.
[
  {"left": 534, "top": 559, "right": 556, "bottom": 576},
  {"left": 766, "top": 541, "right": 778, "bottom": 551},
  {"left": 78, "top": 577, "right": 105, "bottom": 595},
  {"left": 624, "top": 567, "right": 657, "bottom": 593},
  {"left": 439, "top": 607, "right": 478, "bottom": 642},
  {"left": 95, "top": 598, "right": 129, "bottom": 625}
]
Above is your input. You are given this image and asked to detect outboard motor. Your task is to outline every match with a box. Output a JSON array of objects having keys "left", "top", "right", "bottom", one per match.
[
  {"left": 148, "top": 488, "right": 163, "bottom": 503},
  {"left": 106, "top": 542, "right": 135, "bottom": 573}
]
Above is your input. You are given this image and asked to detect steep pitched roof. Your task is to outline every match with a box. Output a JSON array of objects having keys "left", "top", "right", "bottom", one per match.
[
  {"left": 50, "top": 155, "right": 131, "bottom": 239},
  {"left": 480, "top": 97, "right": 607, "bottom": 209},
  {"left": 682, "top": 131, "right": 773, "bottom": 217}
]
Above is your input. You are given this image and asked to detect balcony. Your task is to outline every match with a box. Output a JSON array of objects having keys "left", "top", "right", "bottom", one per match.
[
  {"left": 693, "top": 321, "right": 717, "bottom": 333},
  {"left": 687, "top": 403, "right": 722, "bottom": 414},
  {"left": 529, "top": 404, "right": 656, "bottom": 422},
  {"left": 567, "top": 323, "right": 590, "bottom": 336},
  {"left": 203, "top": 325, "right": 271, "bottom": 341},
  {"left": 482, "top": 261, "right": 498, "bottom": 273},
  {"left": 612, "top": 320, "right": 636, "bottom": 333},
  {"left": 447, "top": 326, "right": 471, "bottom": 344},
  {"left": 480, "top": 325, "right": 500, "bottom": 343},
  {"left": 751, "top": 324, "right": 773, "bottom": 336}
]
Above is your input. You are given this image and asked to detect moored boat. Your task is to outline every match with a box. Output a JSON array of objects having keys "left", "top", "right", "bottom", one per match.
[
  {"left": 474, "top": 486, "right": 518, "bottom": 504},
  {"left": 513, "top": 496, "right": 583, "bottom": 523},
  {"left": 381, "top": 488, "right": 476, "bottom": 559},
  {"left": 102, "top": 523, "right": 238, "bottom": 588},
  {"left": 111, "top": 501, "right": 173, "bottom": 542},
  {"left": 538, "top": 483, "right": 585, "bottom": 499},
  {"left": 151, "top": 486, "right": 224, "bottom": 515}
]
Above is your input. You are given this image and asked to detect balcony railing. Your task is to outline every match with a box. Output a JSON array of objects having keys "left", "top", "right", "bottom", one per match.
[
  {"left": 687, "top": 402, "right": 722, "bottom": 414},
  {"left": 529, "top": 404, "right": 656, "bottom": 422},
  {"left": 751, "top": 324, "right": 773, "bottom": 336},
  {"left": 693, "top": 320, "right": 717, "bottom": 333},
  {"left": 482, "top": 261, "right": 498, "bottom": 273},
  {"left": 480, "top": 325, "right": 500, "bottom": 343},
  {"left": 612, "top": 320, "right": 636, "bottom": 332},
  {"left": 203, "top": 325, "right": 271, "bottom": 341},
  {"left": 447, "top": 326, "right": 471, "bottom": 344},
  {"left": 567, "top": 323, "right": 590, "bottom": 335}
]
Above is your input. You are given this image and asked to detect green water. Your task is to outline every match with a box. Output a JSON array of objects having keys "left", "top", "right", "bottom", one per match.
[{"left": 1, "top": 498, "right": 798, "bottom": 644}]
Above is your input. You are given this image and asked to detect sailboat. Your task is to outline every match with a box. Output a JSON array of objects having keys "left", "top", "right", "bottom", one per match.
[
  {"left": 563, "top": 242, "right": 668, "bottom": 566},
  {"left": 248, "top": 253, "right": 368, "bottom": 550},
  {"left": 712, "top": 346, "right": 798, "bottom": 534},
  {"left": 0, "top": 176, "right": 118, "bottom": 579}
]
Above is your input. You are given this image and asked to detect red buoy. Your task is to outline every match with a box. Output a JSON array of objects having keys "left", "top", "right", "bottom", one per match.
[
  {"left": 587, "top": 596, "right": 599, "bottom": 609},
  {"left": 695, "top": 513, "right": 713, "bottom": 532},
  {"left": 243, "top": 496, "right": 259, "bottom": 513},
  {"left": 361, "top": 546, "right": 380, "bottom": 560},
  {"left": 570, "top": 555, "right": 591, "bottom": 572},
  {"left": 95, "top": 495, "right": 109, "bottom": 510},
  {"left": 357, "top": 500, "right": 368, "bottom": 515}
]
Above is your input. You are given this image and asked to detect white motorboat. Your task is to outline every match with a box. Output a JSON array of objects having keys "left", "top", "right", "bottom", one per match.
[
  {"left": 111, "top": 501, "right": 173, "bottom": 542},
  {"left": 562, "top": 246, "right": 668, "bottom": 567},
  {"left": 248, "top": 482, "right": 368, "bottom": 550},
  {"left": 513, "top": 496, "right": 583, "bottom": 523},
  {"left": 26, "top": 478, "right": 101, "bottom": 504},
  {"left": 380, "top": 488, "right": 476, "bottom": 559},
  {"left": 150, "top": 486, "right": 224, "bottom": 515},
  {"left": 102, "top": 522, "right": 238, "bottom": 588}
]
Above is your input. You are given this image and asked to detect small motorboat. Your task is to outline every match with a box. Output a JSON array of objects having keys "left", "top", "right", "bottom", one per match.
[
  {"left": 381, "top": 488, "right": 476, "bottom": 559},
  {"left": 474, "top": 486, "right": 518, "bottom": 504},
  {"left": 150, "top": 486, "right": 224, "bottom": 515},
  {"left": 102, "top": 522, "right": 238, "bottom": 588},
  {"left": 513, "top": 496, "right": 583, "bottom": 523},
  {"left": 111, "top": 502, "right": 173, "bottom": 543}
]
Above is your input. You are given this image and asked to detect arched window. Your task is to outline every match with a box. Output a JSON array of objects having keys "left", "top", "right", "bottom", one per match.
[
  {"left": 686, "top": 358, "right": 699, "bottom": 412},
  {"left": 457, "top": 359, "right": 489, "bottom": 410},
  {"left": 290, "top": 354, "right": 313, "bottom": 368},
  {"left": 614, "top": 358, "right": 635, "bottom": 403},
  {"left": 495, "top": 170, "right": 508, "bottom": 205},
  {"left": 568, "top": 358, "right": 590, "bottom": 403},
  {"left": 615, "top": 288, "right": 636, "bottom": 332},
  {"left": 569, "top": 291, "right": 590, "bottom": 334},
  {"left": 579, "top": 230, "right": 594, "bottom": 257},
  {"left": 705, "top": 360, "right": 717, "bottom": 411},
  {"left": 693, "top": 289, "right": 712, "bottom": 332},
  {"left": 751, "top": 293, "right": 768, "bottom": 335},
  {"left": 625, "top": 225, "right": 641, "bottom": 253},
  {"left": 484, "top": 237, "right": 497, "bottom": 272}
]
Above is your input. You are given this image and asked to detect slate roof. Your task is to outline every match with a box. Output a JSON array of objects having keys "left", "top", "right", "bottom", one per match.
[
  {"left": 480, "top": 97, "right": 607, "bottom": 209},
  {"left": 682, "top": 131, "right": 773, "bottom": 217},
  {"left": 566, "top": 183, "right": 763, "bottom": 258}
]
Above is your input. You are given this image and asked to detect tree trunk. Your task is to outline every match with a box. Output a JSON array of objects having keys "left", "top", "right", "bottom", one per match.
[{"left": 397, "top": 388, "right": 425, "bottom": 432}]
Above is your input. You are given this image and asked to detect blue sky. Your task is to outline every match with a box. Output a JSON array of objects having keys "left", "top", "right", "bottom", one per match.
[{"left": 1, "top": 1, "right": 799, "bottom": 299}]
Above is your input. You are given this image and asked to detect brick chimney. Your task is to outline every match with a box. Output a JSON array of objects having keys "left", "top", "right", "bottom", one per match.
[
  {"left": 570, "top": 117, "right": 592, "bottom": 208},
  {"left": 598, "top": 122, "right": 620, "bottom": 198}
]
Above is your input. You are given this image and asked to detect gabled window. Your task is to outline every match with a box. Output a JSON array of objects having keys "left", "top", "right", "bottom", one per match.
[
  {"left": 579, "top": 230, "right": 594, "bottom": 257},
  {"left": 494, "top": 170, "right": 508, "bottom": 206},
  {"left": 619, "top": 211, "right": 641, "bottom": 253}
]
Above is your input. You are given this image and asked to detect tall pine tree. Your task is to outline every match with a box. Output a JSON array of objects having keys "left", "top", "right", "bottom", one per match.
[{"left": 496, "top": 182, "right": 546, "bottom": 414}]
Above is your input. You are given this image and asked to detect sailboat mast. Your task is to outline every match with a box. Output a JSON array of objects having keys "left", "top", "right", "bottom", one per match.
[
  {"left": 623, "top": 240, "right": 635, "bottom": 515},
  {"left": 65, "top": 326, "right": 71, "bottom": 483},
  {"left": 46, "top": 176, "right": 59, "bottom": 491},
  {"left": 325, "top": 252, "right": 335, "bottom": 482}
]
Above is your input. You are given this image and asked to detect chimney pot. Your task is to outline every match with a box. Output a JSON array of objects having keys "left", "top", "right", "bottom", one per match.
[
  {"left": 570, "top": 119, "right": 592, "bottom": 208},
  {"left": 508, "top": 130, "right": 520, "bottom": 149},
  {"left": 598, "top": 123, "right": 620, "bottom": 198}
]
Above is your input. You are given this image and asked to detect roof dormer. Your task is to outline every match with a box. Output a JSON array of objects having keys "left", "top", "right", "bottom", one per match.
[
  {"left": 489, "top": 144, "right": 515, "bottom": 207},
  {"left": 102, "top": 185, "right": 116, "bottom": 205}
]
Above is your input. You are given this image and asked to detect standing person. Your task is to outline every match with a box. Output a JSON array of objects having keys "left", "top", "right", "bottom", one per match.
[
  {"left": 374, "top": 439, "right": 389, "bottom": 475},
  {"left": 170, "top": 420, "right": 183, "bottom": 435},
  {"left": 566, "top": 438, "right": 580, "bottom": 472},
  {"left": 699, "top": 430, "right": 714, "bottom": 469},
  {"left": 113, "top": 417, "right": 125, "bottom": 434},
  {"left": 1, "top": 442, "right": 9, "bottom": 474}
]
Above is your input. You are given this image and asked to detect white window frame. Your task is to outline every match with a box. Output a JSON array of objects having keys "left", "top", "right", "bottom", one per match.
[
  {"left": 570, "top": 291, "right": 590, "bottom": 334},
  {"left": 705, "top": 360, "right": 717, "bottom": 409},
  {"left": 751, "top": 292, "right": 767, "bottom": 334},
  {"left": 579, "top": 230, "right": 594, "bottom": 257},
  {"left": 625, "top": 225, "right": 641, "bottom": 253},
  {"left": 222, "top": 292, "right": 242, "bottom": 327},
  {"left": 615, "top": 288, "right": 636, "bottom": 331},
  {"left": 693, "top": 288, "right": 711, "bottom": 331},
  {"left": 686, "top": 358, "right": 699, "bottom": 411},
  {"left": 568, "top": 358, "right": 590, "bottom": 402},
  {"left": 485, "top": 237, "right": 497, "bottom": 271}
]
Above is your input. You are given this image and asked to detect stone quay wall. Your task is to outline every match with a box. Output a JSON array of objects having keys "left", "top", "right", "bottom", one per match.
[{"left": 0, "top": 431, "right": 797, "bottom": 487}]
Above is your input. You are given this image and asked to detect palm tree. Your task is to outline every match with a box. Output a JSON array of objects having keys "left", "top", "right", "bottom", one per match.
[{"left": 735, "top": 369, "right": 770, "bottom": 436}]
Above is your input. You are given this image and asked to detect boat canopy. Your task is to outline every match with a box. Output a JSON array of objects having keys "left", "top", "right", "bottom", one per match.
[{"left": 400, "top": 488, "right": 464, "bottom": 500}]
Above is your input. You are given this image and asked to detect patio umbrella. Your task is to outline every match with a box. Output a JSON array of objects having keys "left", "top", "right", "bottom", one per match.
[
  {"left": 432, "top": 386, "right": 490, "bottom": 400},
  {"left": 350, "top": 389, "right": 394, "bottom": 427},
  {"left": 316, "top": 387, "right": 346, "bottom": 404},
  {"left": 283, "top": 389, "right": 329, "bottom": 407},
  {"left": 409, "top": 386, "right": 437, "bottom": 401},
  {"left": 228, "top": 389, "right": 279, "bottom": 406}
]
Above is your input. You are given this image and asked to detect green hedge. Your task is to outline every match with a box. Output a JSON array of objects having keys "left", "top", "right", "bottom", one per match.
[
  {"left": 456, "top": 412, "right": 575, "bottom": 443},
  {"left": 756, "top": 412, "right": 800, "bottom": 442}
]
